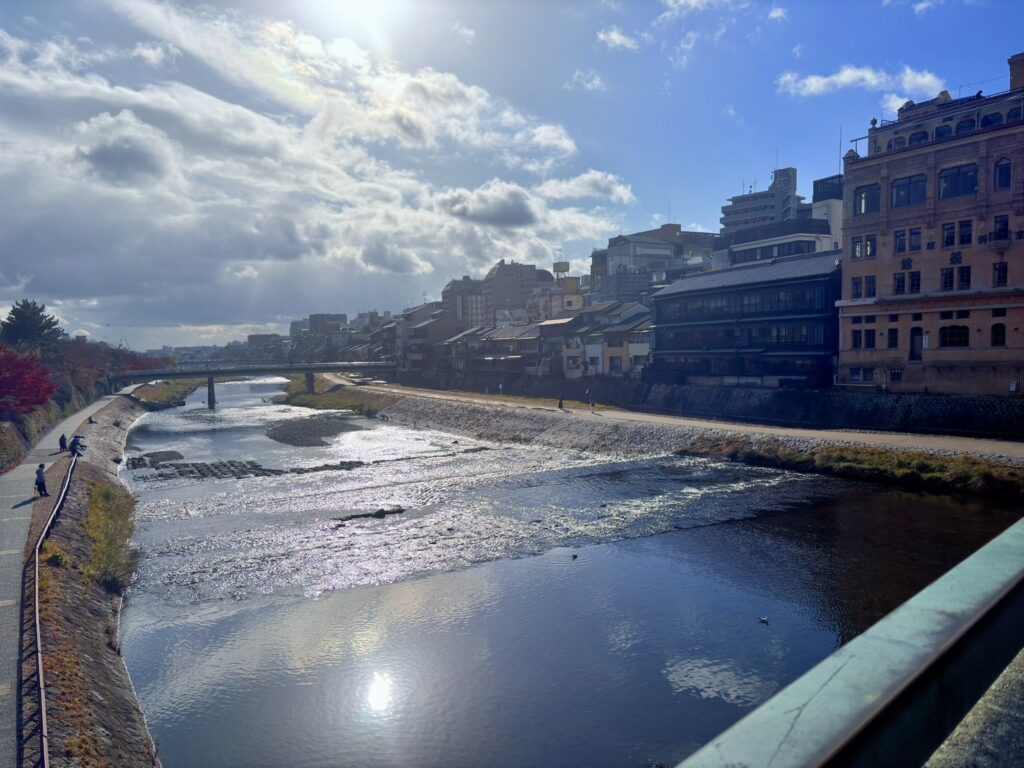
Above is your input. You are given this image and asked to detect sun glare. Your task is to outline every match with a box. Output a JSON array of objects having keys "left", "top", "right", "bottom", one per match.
[{"left": 366, "top": 671, "right": 395, "bottom": 714}]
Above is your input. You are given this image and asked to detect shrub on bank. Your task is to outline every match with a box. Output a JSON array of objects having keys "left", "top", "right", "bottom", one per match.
[{"left": 83, "top": 484, "right": 139, "bottom": 592}]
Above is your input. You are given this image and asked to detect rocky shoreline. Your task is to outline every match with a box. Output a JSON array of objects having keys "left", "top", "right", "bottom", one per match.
[{"left": 265, "top": 411, "right": 366, "bottom": 447}]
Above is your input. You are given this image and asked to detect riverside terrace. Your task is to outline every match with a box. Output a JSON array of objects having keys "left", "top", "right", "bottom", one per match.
[{"left": 110, "top": 361, "right": 396, "bottom": 408}]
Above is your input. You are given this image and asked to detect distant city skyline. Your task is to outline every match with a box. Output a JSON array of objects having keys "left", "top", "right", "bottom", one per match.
[{"left": 1, "top": 0, "right": 1020, "bottom": 348}]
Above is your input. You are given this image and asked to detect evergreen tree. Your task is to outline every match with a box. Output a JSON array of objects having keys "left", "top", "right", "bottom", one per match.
[{"left": 0, "top": 299, "right": 64, "bottom": 354}]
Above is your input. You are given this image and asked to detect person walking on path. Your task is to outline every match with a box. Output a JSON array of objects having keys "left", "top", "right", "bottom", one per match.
[
  {"left": 35, "top": 464, "right": 49, "bottom": 498},
  {"left": 58, "top": 433, "right": 67, "bottom": 453},
  {"left": 558, "top": 398, "right": 564, "bottom": 410},
  {"left": 590, "top": 399, "right": 596, "bottom": 414}
]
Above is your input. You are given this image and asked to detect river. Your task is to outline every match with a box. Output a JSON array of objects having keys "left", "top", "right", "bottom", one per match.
[{"left": 118, "top": 379, "right": 1020, "bottom": 768}]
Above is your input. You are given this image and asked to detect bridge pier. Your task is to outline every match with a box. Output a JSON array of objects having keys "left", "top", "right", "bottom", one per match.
[
  {"left": 207, "top": 377, "right": 216, "bottom": 409},
  {"left": 304, "top": 372, "right": 315, "bottom": 394}
]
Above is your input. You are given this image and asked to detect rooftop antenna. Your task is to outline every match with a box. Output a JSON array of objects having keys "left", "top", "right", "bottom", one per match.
[{"left": 668, "top": 195, "right": 671, "bottom": 224}]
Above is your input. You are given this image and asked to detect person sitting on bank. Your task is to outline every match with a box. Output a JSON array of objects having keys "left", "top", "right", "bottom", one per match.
[
  {"left": 35, "top": 464, "right": 49, "bottom": 498},
  {"left": 58, "top": 433, "right": 67, "bottom": 453},
  {"left": 69, "top": 435, "right": 85, "bottom": 456}
]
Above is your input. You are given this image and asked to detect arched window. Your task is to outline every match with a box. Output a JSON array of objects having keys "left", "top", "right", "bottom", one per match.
[
  {"left": 909, "top": 131, "right": 928, "bottom": 146},
  {"left": 991, "top": 323, "right": 1006, "bottom": 347},
  {"left": 854, "top": 184, "right": 881, "bottom": 215},
  {"left": 892, "top": 136, "right": 906, "bottom": 150},
  {"left": 956, "top": 118, "right": 976, "bottom": 135},
  {"left": 934, "top": 124, "right": 952, "bottom": 139},
  {"left": 939, "top": 325, "right": 970, "bottom": 348},
  {"left": 981, "top": 112, "right": 1004, "bottom": 129},
  {"left": 1008, "top": 107, "right": 1023, "bottom": 124},
  {"left": 995, "top": 158, "right": 1012, "bottom": 190}
]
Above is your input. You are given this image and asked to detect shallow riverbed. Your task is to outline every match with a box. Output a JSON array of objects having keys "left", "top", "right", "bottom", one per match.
[{"left": 119, "top": 379, "right": 1020, "bottom": 768}]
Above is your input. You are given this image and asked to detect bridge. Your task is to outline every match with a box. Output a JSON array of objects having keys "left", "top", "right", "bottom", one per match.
[{"left": 111, "top": 361, "right": 396, "bottom": 408}]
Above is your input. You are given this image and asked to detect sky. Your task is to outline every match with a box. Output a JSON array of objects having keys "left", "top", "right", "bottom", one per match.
[{"left": 1, "top": 0, "right": 1021, "bottom": 349}]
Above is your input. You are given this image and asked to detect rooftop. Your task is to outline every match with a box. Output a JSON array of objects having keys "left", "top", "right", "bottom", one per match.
[{"left": 652, "top": 250, "right": 841, "bottom": 298}]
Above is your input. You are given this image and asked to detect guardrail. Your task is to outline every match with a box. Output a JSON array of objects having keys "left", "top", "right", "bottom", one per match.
[
  {"left": 31, "top": 453, "right": 78, "bottom": 768},
  {"left": 677, "top": 517, "right": 1024, "bottom": 767}
]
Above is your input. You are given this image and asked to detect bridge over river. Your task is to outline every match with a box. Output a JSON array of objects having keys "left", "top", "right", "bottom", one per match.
[{"left": 111, "top": 361, "right": 395, "bottom": 408}]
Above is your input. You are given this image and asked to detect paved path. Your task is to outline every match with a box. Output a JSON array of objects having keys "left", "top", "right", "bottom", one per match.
[
  {"left": 324, "top": 376, "right": 1024, "bottom": 462},
  {"left": 0, "top": 396, "right": 114, "bottom": 766}
]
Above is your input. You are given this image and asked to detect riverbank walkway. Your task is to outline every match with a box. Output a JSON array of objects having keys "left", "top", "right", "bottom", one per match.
[
  {"left": 323, "top": 376, "right": 1024, "bottom": 463},
  {"left": 0, "top": 396, "right": 114, "bottom": 766}
]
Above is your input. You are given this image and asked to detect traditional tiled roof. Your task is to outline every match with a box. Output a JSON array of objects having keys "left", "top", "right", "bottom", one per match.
[{"left": 652, "top": 250, "right": 840, "bottom": 298}]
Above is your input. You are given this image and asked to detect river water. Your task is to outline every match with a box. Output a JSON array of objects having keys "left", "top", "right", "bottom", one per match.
[{"left": 119, "top": 379, "right": 1020, "bottom": 768}]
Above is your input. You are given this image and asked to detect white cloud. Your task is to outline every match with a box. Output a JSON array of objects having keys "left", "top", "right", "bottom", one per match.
[
  {"left": 0, "top": 15, "right": 622, "bottom": 346},
  {"left": 451, "top": 21, "right": 476, "bottom": 45},
  {"left": 669, "top": 31, "right": 698, "bottom": 68},
  {"left": 563, "top": 68, "right": 607, "bottom": 92},
  {"left": 722, "top": 104, "right": 744, "bottom": 125},
  {"left": 535, "top": 170, "right": 635, "bottom": 204},
  {"left": 882, "top": 93, "right": 911, "bottom": 114},
  {"left": 768, "top": 7, "right": 788, "bottom": 21},
  {"left": 656, "top": 0, "right": 730, "bottom": 25},
  {"left": 596, "top": 26, "right": 638, "bottom": 50},
  {"left": 913, "top": 0, "right": 943, "bottom": 13},
  {"left": 791, "top": 43, "right": 803, "bottom": 58},
  {"left": 776, "top": 64, "right": 944, "bottom": 98}
]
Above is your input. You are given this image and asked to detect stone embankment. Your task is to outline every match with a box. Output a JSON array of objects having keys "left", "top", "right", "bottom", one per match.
[{"left": 22, "top": 395, "right": 159, "bottom": 768}]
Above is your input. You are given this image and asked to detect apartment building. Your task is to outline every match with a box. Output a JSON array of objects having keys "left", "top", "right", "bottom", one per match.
[
  {"left": 838, "top": 53, "right": 1024, "bottom": 395},
  {"left": 720, "top": 167, "right": 805, "bottom": 234}
]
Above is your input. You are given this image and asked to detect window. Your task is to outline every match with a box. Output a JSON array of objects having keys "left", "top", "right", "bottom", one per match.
[
  {"left": 994, "top": 215, "right": 1010, "bottom": 241},
  {"left": 957, "top": 265, "right": 971, "bottom": 290},
  {"left": 854, "top": 185, "right": 881, "bottom": 215},
  {"left": 981, "top": 112, "right": 1003, "bottom": 129},
  {"left": 893, "top": 273, "right": 906, "bottom": 295},
  {"left": 912, "top": 312, "right": 923, "bottom": 321},
  {"left": 888, "top": 328, "right": 899, "bottom": 348},
  {"left": 888, "top": 136, "right": 906, "bottom": 151},
  {"left": 955, "top": 309, "right": 970, "bottom": 319},
  {"left": 865, "top": 235, "right": 877, "bottom": 258},
  {"left": 994, "top": 262, "right": 1008, "bottom": 287},
  {"left": 959, "top": 220, "right": 972, "bottom": 245},
  {"left": 891, "top": 174, "right": 927, "bottom": 207},
  {"left": 955, "top": 118, "right": 976, "bottom": 135},
  {"left": 894, "top": 230, "right": 907, "bottom": 253},
  {"left": 863, "top": 368, "right": 875, "bottom": 382},
  {"left": 889, "top": 314, "right": 899, "bottom": 322},
  {"left": 994, "top": 159, "right": 1011, "bottom": 190},
  {"left": 1010, "top": 107, "right": 1023, "bottom": 124},
  {"left": 939, "top": 325, "right": 970, "bottom": 347},
  {"left": 909, "top": 228, "right": 922, "bottom": 251},
  {"left": 852, "top": 316, "right": 863, "bottom": 325},
  {"left": 864, "top": 315, "right": 876, "bottom": 323},
  {"left": 942, "top": 223, "right": 956, "bottom": 247},
  {"left": 940, "top": 311, "right": 954, "bottom": 320},
  {"left": 993, "top": 308, "right": 1007, "bottom": 317},
  {"left": 851, "top": 330, "right": 862, "bottom": 349},
  {"left": 851, "top": 277, "right": 863, "bottom": 299},
  {"left": 850, "top": 367, "right": 862, "bottom": 382},
  {"left": 909, "top": 271, "right": 921, "bottom": 294},
  {"left": 939, "top": 164, "right": 978, "bottom": 199},
  {"left": 890, "top": 368, "right": 903, "bottom": 383},
  {"left": 940, "top": 267, "right": 954, "bottom": 291},
  {"left": 852, "top": 236, "right": 863, "bottom": 260},
  {"left": 865, "top": 330, "right": 876, "bottom": 349},
  {"left": 934, "top": 124, "right": 952, "bottom": 139},
  {"left": 909, "top": 131, "right": 928, "bottom": 146},
  {"left": 865, "top": 276, "right": 876, "bottom": 298},
  {"left": 992, "top": 323, "right": 1007, "bottom": 347}
]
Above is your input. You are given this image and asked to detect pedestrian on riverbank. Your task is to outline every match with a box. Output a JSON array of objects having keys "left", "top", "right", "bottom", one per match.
[
  {"left": 35, "top": 464, "right": 49, "bottom": 498},
  {"left": 590, "top": 399, "right": 596, "bottom": 414},
  {"left": 558, "top": 398, "right": 564, "bottom": 410},
  {"left": 58, "top": 434, "right": 67, "bottom": 453},
  {"left": 69, "top": 435, "right": 85, "bottom": 456}
]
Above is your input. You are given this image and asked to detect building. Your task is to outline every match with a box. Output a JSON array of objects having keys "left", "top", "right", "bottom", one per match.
[
  {"left": 837, "top": 52, "right": 1024, "bottom": 395},
  {"left": 308, "top": 313, "right": 348, "bottom": 335},
  {"left": 648, "top": 250, "right": 842, "bottom": 389},
  {"left": 720, "top": 167, "right": 805, "bottom": 234},
  {"left": 482, "top": 260, "right": 554, "bottom": 323},
  {"left": 441, "top": 276, "right": 486, "bottom": 327}
]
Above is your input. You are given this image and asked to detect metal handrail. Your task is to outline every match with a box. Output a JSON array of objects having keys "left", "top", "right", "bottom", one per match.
[{"left": 32, "top": 453, "right": 78, "bottom": 768}]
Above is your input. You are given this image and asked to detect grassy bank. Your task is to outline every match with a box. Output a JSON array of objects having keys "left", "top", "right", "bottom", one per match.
[
  {"left": 132, "top": 378, "right": 201, "bottom": 405},
  {"left": 283, "top": 377, "right": 402, "bottom": 418},
  {"left": 677, "top": 436, "right": 1024, "bottom": 499},
  {"left": 31, "top": 467, "right": 156, "bottom": 767}
]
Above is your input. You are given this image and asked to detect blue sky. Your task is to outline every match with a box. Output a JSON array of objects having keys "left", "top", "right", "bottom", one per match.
[{"left": 1, "top": 0, "right": 1021, "bottom": 348}]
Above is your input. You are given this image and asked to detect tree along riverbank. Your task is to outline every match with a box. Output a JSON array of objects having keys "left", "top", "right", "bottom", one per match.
[
  {"left": 290, "top": 380, "right": 1024, "bottom": 500},
  {"left": 21, "top": 396, "right": 159, "bottom": 768}
]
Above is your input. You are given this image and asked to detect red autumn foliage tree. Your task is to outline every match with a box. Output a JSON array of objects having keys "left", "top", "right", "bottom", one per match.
[{"left": 0, "top": 343, "right": 58, "bottom": 416}]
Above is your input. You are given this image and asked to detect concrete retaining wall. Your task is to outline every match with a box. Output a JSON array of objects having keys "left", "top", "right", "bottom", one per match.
[{"left": 396, "top": 372, "right": 1024, "bottom": 440}]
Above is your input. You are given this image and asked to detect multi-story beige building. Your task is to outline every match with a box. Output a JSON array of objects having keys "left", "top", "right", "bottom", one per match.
[{"left": 838, "top": 52, "right": 1024, "bottom": 395}]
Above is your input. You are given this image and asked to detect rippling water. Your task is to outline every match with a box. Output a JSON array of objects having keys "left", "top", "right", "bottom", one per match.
[{"left": 119, "top": 379, "right": 1020, "bottom": 768}]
